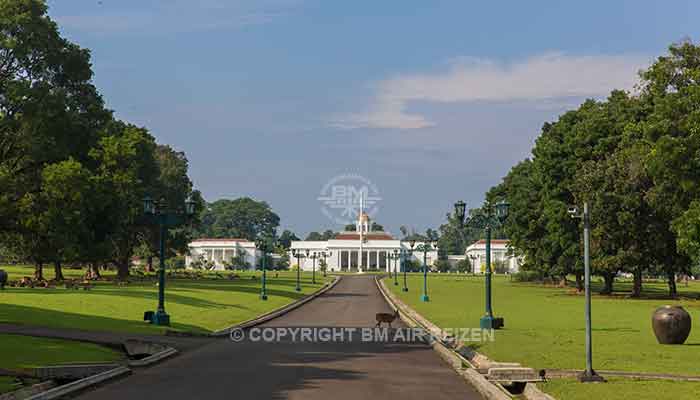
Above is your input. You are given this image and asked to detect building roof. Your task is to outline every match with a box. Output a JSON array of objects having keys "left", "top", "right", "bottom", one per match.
[
  {"left": 471, "top": 239, "right": 509, "bottom": 245},
  {"left": 333, "top": 232, "right": 394, "bottom": 240},
  {"left": 359, "top": 212, "right": 370, "bottom": 222},
  {"left": 190, "top": 238, "right": 251, "bottom": 243}
]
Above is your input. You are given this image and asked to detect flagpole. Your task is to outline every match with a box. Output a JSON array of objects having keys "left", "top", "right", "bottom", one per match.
[{"left": 359, "top": 192, "right": 364, "bottom": 272}]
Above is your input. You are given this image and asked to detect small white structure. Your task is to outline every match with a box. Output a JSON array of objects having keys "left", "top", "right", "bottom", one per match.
[
  {"left": 465, "top": 239, "right": 521, "bottom": 274},
  {"left": 185, "top": 238, "right": 259, "bottom": 270},
  {"left": 446, "top": 255, "right": 466, "bottom": 269}
]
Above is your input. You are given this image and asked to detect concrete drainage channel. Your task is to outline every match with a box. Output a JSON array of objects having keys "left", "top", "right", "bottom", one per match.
[
  {"left": 374, "top": 276, "right": 556, "bottom": 400},
  {"left": 0, "top": 340, "right": 179, "bottom": 400}
]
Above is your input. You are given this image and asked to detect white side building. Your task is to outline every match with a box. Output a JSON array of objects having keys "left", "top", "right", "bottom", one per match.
[
  {"left": 465, "top": 239, "right": 521, "bottom": 274},
  {"left": 185, "top": 238, "right": 260, "bottom": 270}
]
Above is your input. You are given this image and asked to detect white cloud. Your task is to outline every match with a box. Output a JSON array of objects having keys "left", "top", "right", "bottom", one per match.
[{"left": 332, "top": 53, "right": 650, "bottom": 130}]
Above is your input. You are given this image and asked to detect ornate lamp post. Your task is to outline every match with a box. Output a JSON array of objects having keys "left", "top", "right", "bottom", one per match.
[
  {"left": 306, "top": 250, "right": 319, "bottom": 284},
  {"left": 291, "top": 248, "right": 305, "bottom": 292},
  {"left": 454, "top": 199, "right": 509, "bottom": 329},
  {"left": 388, "top": 249, "right": 401, "bottom": 285},
  {"left": 414, "top": 241, "right": 436, "bottom": 302},
  {"left": 569, "top": 202, "right": 604, "bottom": 382},
  {"left": 255, "top": 234, "right": 274, "bottom": 301},
  {"left": 142, "top": 194, "right": 195, "bottom": 326},
  {"left": 402, "top": 241, "right": 416, "bottom": 292}
]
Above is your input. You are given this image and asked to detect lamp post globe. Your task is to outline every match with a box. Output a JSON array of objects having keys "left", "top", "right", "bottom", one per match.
[
  {"left": 454, "top": 200, "right": 466, "bottom": 225},
  {"left": 185, "top": 195, "right": 196, "bottom": 216},
  {"left": 495, "top": 200, "right": 510, "bottom": 221},
  {"left": 143, "top": 195, "right": 155, "bottom": 215}
]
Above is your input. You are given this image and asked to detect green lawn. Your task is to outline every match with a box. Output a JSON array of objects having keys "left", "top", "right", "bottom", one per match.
[
  {"left": 0, "top": 377, "right": 18, "bottom": 394},
  {"left": 539, "top": 377, "right": 700, "bottom": 400},
  {"left": 386, "top": 273, "right": 700, "bottom": 399},
  {"left": 0, "top": 333, "right": 122, "bottom": 394},
  {"left": 0, "top": 334, "right": 123, "bottom": 371},
  {"left": 1, "top": 266, "right": 331, "bottom": 334}
]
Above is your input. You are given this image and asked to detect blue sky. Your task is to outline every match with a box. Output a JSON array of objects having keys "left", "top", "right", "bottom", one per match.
[{"left": 47, "top": 0, "right": 700, "bottom": 237}]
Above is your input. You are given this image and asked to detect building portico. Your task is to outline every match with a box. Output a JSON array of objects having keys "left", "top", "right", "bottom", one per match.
[{"left": 290, "top": 213, "right": 437, "bottom": 272}]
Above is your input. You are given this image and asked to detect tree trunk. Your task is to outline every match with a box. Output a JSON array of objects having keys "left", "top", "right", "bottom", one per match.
[
  {"left": 575, "top": 272, "right": 584, "bottom": 292},
  {"left": 54, "top": 260, "right": 64, "bottom": 281},
  {"left": 34, "top": 262, "right": 43, "bottom": 280},
  {"left": 601, "top": 273, "right": 614, "bottom": 295},
  {"left": 631, "top": 267, "right": 643, "bottom": 298},
  {"left": 117, "top": 257, "right": 130, "bottom": 280},
  {"left": 667, "top": 271, "right": 678, "bottom": 298},
  {"left": 558, "top": 275, "right": 567, "bottom": 288},
  {"left": 86, "top": 262, "right": 101, "bottom": 279},
  {"left": 146, "top": 256, "right": 154, "bottom": 273}
]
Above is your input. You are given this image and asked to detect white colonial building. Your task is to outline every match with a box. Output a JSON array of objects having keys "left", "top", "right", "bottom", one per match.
[
  {"left": 185, "top": 238, "right": 260, "bottom": 270},
  {"left": 290, "top": 212, "right": 437, "bottom": 272},
  {"left": 465, "top": 239, "right": 521, "bottom": 274}
]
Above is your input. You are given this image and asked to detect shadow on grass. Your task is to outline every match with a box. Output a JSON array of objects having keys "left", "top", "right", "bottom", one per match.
[
  {"left": 540, "top": 279, "right": 700, "bottom": 301},
  {"left": 3, "top": 276, "right": 326, "bottom": 309},
  {"left": 4, "top": 287, "right": 251, "bottom": 310},
  {"left": 0, "top": 303, "right": 206, "bottom": 334}
]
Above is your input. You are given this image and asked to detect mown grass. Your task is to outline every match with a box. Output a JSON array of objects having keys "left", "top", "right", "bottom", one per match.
[
  {"left": 0, "top": 334, "right": 123, "bottom": 371},
  {"left": 0, "top": 266, "right": 331, "bottom": 334},
  {"left": 0, "top": 333, "right": 122, "bottom": 394},
  {"left": 539, "top": 377, "right": 700, "bottom": 400},
  {"left": 387, "top": 273, "right": 700, "bottom": 399},
  {"left": 0, "top": 377, "right": 18, "bottom": 394}
]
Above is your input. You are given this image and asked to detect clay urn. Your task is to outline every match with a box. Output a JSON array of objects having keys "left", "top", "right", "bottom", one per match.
[{"left": 652, "top": 305, "right": 691, "bottom": 345}]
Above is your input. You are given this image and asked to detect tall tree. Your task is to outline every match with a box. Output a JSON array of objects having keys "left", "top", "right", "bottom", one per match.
[
  {"left": 0, "top": 0, "right": 110, "bottom": 236},
  {"left": 198, "top": 197, "right": 280, "bottom": 240},
  {"left": 137, "top": 145, "right": 201, "bottom": 271},
  {"left": 639, "top": 41, "right": 700, "bottom": 296},
  {"left": 277, "top": 229, "right": 299, "bottom": 249},
  {"left": 90, "top": 122, "right": 159, "bottom": 279}
]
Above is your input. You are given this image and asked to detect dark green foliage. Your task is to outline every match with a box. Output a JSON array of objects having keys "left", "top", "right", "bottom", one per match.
[
  {"left": 0, "top": 1, "right": 199, "bottom": 278},
  {"left": 197, "top": 198, "right": 280, "bottom": 241},
  {"left": 489, "top": 41, "right": 700, "bottom": 297}
]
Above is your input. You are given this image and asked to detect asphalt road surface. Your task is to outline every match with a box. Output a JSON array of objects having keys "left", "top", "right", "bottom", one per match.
[{"left": 78, "top": 275, "right": 482, "bottom": 400}]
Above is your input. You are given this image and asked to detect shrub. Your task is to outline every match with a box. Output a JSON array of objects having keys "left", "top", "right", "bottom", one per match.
[
  {"left": 513, "top": 270, "right": 543, "bottom": 282},
  {"left": 434, "top": 259, "right": 451, "bottom": 273},
  {"left": 456, "top": 259, "right": 472, "bottom": 273}
]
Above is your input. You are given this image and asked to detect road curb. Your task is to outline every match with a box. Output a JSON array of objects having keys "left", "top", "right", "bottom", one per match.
[
  {"left": 375, "top": 276, "right": 512, "bottom": 400},
  {"left": 24, "top": 366, "right": 131, "bottom": 400},
  {"left": 211, "top": 276, "right": 341, "bottom": 336},
  {"left": 523, "top": 383, "right": 557, "bottom": 400},
  {"left": 127, "top": 347, "right": 179, "bottom": 367}
]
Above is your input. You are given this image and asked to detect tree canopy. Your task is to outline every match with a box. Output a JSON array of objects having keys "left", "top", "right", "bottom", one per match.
[
  {"left": 197, "top": 198, "right": 280, "bottom": 241},
  {"left": 0, "top": 0, "right": 200, "bottom": 279},
  {"left": 487, "top": 41, "right": 700, "bottom": 296}
]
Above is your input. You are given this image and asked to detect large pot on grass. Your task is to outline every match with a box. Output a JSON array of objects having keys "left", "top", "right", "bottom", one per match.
[
  {"left": 652, "top": 305, "right": 691, "bottom": 345},
  {"left": 0, "top": 269, "right": 7, "bottom": 289}
]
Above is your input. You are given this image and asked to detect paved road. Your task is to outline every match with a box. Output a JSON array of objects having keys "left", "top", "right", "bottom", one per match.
[{"left": 78, "top": 276, "right": 481, "bottom": 400}]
